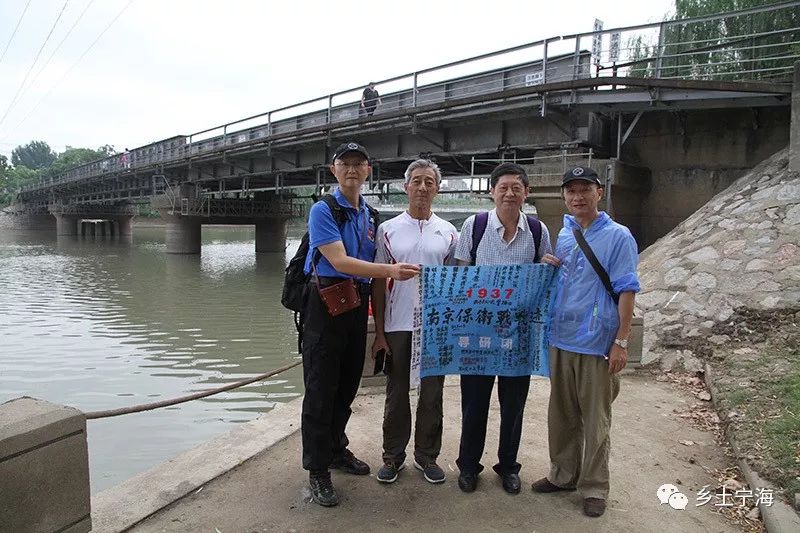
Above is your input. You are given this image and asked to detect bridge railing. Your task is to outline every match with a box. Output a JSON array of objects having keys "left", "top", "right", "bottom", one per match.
[{"left": 19, "top": 1, "right": 799, "bottom": 197}]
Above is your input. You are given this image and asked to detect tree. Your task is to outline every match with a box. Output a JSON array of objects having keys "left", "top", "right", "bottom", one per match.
[
  {"left": 47, "top": 144, "right": 116, "bottom": 176},
  {"left": 11, "top": 140, "right": 57, "bottom": 170},
  {"left": 626, "top": 0, "right": 798, "bottom": 81}
]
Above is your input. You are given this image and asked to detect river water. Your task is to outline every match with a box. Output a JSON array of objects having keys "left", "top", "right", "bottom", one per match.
[{"left": 0, "top": 225, "right": 306, "bottom": 493}]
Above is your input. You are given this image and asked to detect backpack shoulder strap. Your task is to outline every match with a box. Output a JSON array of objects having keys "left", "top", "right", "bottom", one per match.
[
  {"left": 526, "top": 215, "right": 543, "bottom": 262},
  {"left": 470, "top": 212, "right": 490, "bottom": 266},
  {"left": 366, "top": 203, "right": 380, "bottom": 229},
  {"left": 320, "top": 193, "right": 347, "bottom": 227}
]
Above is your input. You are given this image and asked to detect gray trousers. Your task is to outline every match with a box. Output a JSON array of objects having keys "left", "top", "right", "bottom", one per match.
[
  {"left": 547, "top": 348, "right": 620, "bottom": 499},
  {"left": 382, "top": 331, "right": 445, "bottom": 465}
]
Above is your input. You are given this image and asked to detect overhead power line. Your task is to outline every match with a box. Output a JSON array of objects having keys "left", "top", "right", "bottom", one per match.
[
  {"left": 0, "top": 0, "right": 133, "bottom": 140},
  {"left": 20, "top": 0, "right": 98, "bottom": 106},
  {"left": 0, "top": 0, "right": 34, "bottom": 67},
  {"left": 0, "top": 0, "right": 71, "bottom": 129}
]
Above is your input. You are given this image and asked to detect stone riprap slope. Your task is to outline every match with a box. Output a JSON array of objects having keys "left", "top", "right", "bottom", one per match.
[{"left": 637, "top": 148, "right": 800, "bottom": 369}]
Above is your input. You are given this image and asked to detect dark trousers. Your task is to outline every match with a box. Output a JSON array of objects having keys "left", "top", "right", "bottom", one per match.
[
  {"left": 456, "top": 375, "right": 530, "bottom": 476},
  {"left": 382, "top": 331, "right": 445, "bottom": 465},
  {"left": 301, "top": 283, "right": 368, "bottom": 472}
]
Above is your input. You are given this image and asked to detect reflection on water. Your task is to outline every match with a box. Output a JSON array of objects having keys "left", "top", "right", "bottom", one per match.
[{"left": 0, "top": 225, "right": 305, "bottom": 493}]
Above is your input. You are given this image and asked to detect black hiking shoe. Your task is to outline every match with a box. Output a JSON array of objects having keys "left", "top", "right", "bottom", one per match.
[
  {"left": 329, "top": 448, "right": 370, "bottom": 475},
  {"left": 377, "top": 460, "right": 405, "bottom": 483},
  {"left": 309, "top": 470, "right": 339, "bottom": 507}
]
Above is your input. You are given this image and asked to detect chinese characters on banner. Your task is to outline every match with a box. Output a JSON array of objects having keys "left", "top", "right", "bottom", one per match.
[{"left": 411, "top": 264, "right": 557, "bottom": 386}]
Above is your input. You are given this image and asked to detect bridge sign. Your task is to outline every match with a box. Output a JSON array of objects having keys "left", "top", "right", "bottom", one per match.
[{"left": 592, "top": 19, "right": 603, "bottom": 65}]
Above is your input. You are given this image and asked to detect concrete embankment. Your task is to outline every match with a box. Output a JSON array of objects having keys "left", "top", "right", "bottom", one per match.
[
  {"left": 635, "top": 147, "right": 800, "bottom": 370},
  {"left": 93, "top": 374, "right": 738, "bottom": 533}
]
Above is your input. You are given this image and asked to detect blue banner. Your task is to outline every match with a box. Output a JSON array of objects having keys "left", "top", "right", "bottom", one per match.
[{"left": 412, "top": 264, "right": 557, "bottom": 379}]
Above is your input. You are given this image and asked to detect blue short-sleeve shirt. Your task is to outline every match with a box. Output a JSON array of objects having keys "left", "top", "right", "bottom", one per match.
[{"left": 303, "top": 188, "right": 377, "bottom": 283}]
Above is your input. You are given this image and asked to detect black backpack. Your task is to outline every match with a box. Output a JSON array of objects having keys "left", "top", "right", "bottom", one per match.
[
  {"left": 281, "top": 194, "right": 379, "bottom": 350},
  {"left": 469, "top": 211, "right": 543, "bottom": 265}
]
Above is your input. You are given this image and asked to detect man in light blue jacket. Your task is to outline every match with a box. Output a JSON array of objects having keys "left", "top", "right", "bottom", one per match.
[{"left": 534, "top": 166, "right": 640, "bottom": 518}]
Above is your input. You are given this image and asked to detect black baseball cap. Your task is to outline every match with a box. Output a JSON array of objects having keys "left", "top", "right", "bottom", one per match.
[
  {"left": 562, "top": 166, "right": 602, "bottom": 187},
  {"left": 331, "top": 142, "right": 370, "bottom": 163}
]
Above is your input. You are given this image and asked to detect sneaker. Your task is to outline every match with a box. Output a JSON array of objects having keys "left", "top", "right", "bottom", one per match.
[
  {"left": 377, "top": 461, "right": 405, "bottom": 483},
  {"left": 309, "top": 471, "right": 339, "bottom": 507},
  {"left": 583, "top": 497, "right": 607, "bottom": 517},
  {"left": 414, "top": 459, "right": 446, "bottom": 484},
  {"left": 531, "top": 477, "right": 576, "bottom": 493},
  {"left": 329, "top": 449, "right": 370, "bottom": 475},
  {"left": 457, "top": 471, "right": 478, "bottom": 493}
]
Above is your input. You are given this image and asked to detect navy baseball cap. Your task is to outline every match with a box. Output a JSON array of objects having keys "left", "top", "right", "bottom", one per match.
[
  {"left": 562, "top": 166, "right": 602, "bottom": 187},
  {"left": 332, "top": 142, "right": 370, "bottom": 163}
]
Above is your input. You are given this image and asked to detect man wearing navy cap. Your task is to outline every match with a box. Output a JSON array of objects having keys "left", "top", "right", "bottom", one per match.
[
  {"left": 533, "top": 166, "right": 640, "bottom": 518},
  {"left": 301, "top": 142, "right": 420, "bottom": 507}
]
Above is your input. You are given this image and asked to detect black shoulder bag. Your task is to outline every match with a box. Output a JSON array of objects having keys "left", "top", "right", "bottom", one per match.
[{"left": 572, "top": 228, "right": 620, "bottom": 305}]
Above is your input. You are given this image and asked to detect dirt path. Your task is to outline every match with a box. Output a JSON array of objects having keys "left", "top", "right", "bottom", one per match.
[{"left": 133, "top": 374, "right": 739, "bottom": 533}]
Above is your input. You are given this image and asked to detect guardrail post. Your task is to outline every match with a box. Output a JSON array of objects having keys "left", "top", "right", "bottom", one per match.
[
  {"left": 655, "top": 22, "right": 666, "bottom": 78},
  {"left": 267, "top": 112, "right": 272, "bottom": 137},
  {"left": 223, "top": 125, "right": 227, "bottom": 146},
  {"left": 327, "top": 95, "right": 333, "bottom": 124},
  {"left": 412, "top": 73, "right": 418, "bottom": 107},
  {"left": 573, "top": 37, "right": 581, "bottom": 80},
  {"left": 542, "top": 40, "right": 549, "bottom": 83}
]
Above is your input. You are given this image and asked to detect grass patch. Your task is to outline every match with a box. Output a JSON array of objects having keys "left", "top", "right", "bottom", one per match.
[{"left": 708, "top": 307, "right": 800, "bottom": 500}]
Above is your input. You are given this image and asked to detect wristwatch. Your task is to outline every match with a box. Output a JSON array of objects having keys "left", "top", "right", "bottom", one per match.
[{"left": 614, "top": 338, "right": 629, "bottom": 349}]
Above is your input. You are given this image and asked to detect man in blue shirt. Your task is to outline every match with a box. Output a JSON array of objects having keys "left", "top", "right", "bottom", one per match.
[
  {"left": 302, "top": 142, "right": 419, "bottom": 507},
  {"left": 534, "top": 166, "right": 640, "bottom": 518}
]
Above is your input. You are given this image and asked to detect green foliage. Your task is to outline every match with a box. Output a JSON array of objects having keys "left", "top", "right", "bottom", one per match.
[
  {"left": 46, "top": 144, "right": 116, "bottom": 176},
  {"left": 626, "top": 0, "right": 799, "bottom": 81},
  {"left": 0, "top": 142, "right": 116, "bottom": 208},
  {"left": 11, "top": 140, "right": 56, "bottom": 170}
]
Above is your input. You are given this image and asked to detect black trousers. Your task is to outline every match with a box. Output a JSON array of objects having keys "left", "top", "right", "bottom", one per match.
[
  {"left": 456, "top": 375, "right": 530, "bottom": 476},
  {"left": 301, "top": 282, "right": 368, "bottom": 472}
]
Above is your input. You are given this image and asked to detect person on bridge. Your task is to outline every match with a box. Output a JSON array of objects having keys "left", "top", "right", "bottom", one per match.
[
  {"left": 301, "top": 141, "right": 420, "bottom": 507},
  {"left": 360, "top": 82, "right": 382, "bottom": 117},
  {"left": 453, "top": 162, "right": 552, "bottom": 495},
  {"left": 534, "top": 166, "right": 640, "bottom": 517},
  {"left": 371, "top": 159, "right": 458, "bottom": 485}
]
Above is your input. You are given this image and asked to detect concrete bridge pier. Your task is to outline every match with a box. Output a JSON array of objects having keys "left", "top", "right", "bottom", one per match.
[
  {"left": 165, "top": 217, "right": 202, "bottom": 254},
  {"left": 116, "top": 216, "right": 133, "bottom": 237},
  {"left": 54, "top": 214, "right": 79, "bottom": 236},
  {"left": 255, "top": 219, "right": 289, "bottom": 253}
]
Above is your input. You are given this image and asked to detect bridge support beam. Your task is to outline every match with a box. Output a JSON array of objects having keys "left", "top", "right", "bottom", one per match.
[
  {"left": 255, "top": 219, "right": 288, "bottom": 253},
  {"left": 54, "top": 214, "right": 78, "bottom": 236},
  {"left": 165, "top": 217, "right": 201, "bottom": 254},
  {"left": 791, "top": 61, "right": 800, "bottom": 172}
]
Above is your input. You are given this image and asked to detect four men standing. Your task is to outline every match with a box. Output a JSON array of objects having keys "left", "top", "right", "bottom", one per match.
[{"left": 299, "top": 143, "right": 639, "bottom": 518}]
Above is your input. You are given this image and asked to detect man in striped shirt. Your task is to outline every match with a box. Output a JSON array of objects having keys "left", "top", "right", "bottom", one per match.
[{"left": 453, "top": 162, "right": 553, "bottom": 495}]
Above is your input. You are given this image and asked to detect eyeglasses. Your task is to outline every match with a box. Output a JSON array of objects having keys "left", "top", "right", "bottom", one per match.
[{"left": 334, "top": 161, "right": 369, "bottom": 169}]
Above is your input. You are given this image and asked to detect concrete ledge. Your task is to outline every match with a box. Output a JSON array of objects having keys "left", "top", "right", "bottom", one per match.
[
  {"left": 91, "top": 397, "right": 303, "bottom": 533},
  {"left": 0, "top": 397, "right": 90, "bottom": 533},
  {"left": 705, "top": 364, "right": 800, "bottom": 533}
]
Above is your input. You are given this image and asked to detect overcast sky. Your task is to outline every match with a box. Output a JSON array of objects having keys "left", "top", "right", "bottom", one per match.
[{"left": 0, "top": 0, "right": 675, "bottom": 160}]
